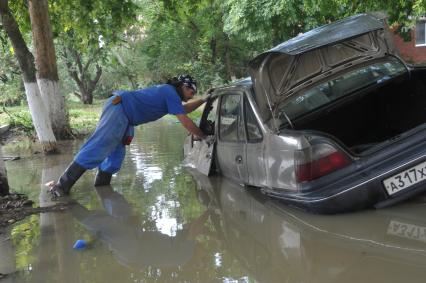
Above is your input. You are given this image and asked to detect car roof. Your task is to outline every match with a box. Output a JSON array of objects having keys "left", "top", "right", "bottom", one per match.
[{"left": 215, "top": 77, "right": 252, "bottom": 92}]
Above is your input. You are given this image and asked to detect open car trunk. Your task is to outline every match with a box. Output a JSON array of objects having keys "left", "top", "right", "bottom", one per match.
[{"left": 290, "top": 68, "right": 426, "bottom": 154}]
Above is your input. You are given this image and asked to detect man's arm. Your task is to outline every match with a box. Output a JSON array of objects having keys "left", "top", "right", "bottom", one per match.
[
  {"left": 183, "top": 99, "right": 205, "bottom": 113},
  {"left": 176, "top": 114, "right": 206, "bottom": 139}
]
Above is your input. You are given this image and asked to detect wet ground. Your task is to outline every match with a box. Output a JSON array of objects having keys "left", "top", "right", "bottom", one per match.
[{"left": 1, "top": 119, "right": 426, "bottom": 282}]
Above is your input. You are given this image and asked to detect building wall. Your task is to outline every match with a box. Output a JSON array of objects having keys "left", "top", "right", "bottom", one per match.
[{"left": 392, "top": 29, "right": 426, "bottom": 65}]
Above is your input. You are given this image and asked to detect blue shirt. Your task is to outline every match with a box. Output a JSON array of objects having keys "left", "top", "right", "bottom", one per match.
[{"left": 114, "top": 84, "right": 186, "bottom": 125}]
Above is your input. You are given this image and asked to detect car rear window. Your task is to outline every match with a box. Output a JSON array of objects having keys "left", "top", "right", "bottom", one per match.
[{"left": 277, "top": 57, "right": 407, "bottom": 125}]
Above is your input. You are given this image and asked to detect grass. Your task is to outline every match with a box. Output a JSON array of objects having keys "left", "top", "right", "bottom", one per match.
[
  {"left": 0, "top": 99, "right": 105, "bottom": 143},
  {"left": 0, "top": 98, "right": 203, "bottom": 141},
  {"left": 67, "top": 100, "right": 103, "bottom": 135}
]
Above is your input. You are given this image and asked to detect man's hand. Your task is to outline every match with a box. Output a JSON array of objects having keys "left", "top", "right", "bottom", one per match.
[
  {"left": 202, "top": 87, "right": 216, "bottom": 103},
  {"left": 176, "top": 114, "right": 206, "bottom": 139},
  {"left": 192, "top": 135, "right": 203, "bottom": 141},
  {"left": 203, "top": 135, "right": 215, "bottom": 147}
]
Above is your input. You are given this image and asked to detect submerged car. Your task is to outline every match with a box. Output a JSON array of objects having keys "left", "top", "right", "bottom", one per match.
[{"left": 183, "top": 13, "right": 426, "bottom": 213}]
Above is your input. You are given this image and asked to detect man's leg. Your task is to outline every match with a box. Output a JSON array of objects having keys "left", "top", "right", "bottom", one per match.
[
  {"left": 50, "top": 99, "right": 128, "bottom": 197},
  {"left": 94, "top": 144, "right": 126, "bottom": 186},
  {"left": 49, "top": 161, "right": 86, "bottom": 197}
]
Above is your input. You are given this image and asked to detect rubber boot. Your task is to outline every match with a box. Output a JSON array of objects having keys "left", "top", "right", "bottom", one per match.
[
  {"left": 50, "top": 162, "right": 86, "bottom": 198},
  {"left": 94, "top": 170, "right": 112, "bottom": 186}
]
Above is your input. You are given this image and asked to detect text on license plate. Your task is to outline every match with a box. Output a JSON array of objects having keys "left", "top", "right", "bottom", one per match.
[{"left": 383, "top": 160, "right": 426, "bottom": 196}]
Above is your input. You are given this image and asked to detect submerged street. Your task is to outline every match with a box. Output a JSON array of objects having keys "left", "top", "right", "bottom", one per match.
[{"left": 1, "top": 120, "right": 426, "bottom": 283}]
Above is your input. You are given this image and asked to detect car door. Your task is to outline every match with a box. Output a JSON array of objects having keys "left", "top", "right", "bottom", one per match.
[
  {"left": 183, "top": 98, "right": 218, "bottom": 175},
  {"left": 243, "top": 94, "right": 267, "bottom": 187},
  {"left": 216, "top": 91, "right": 248, "bottom": 183}
]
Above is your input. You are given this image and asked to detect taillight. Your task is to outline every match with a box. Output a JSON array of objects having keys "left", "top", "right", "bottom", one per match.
[{"left": 295, "top": 143, "right": 351, "bottom": 183}]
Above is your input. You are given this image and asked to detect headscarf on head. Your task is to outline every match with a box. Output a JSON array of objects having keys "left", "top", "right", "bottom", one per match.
[
  {"left": 177, "top": 74, "right": 197, "bottom": 92},
  {"left": 167, "top": 74, "right": 197, "bottom": 100}
]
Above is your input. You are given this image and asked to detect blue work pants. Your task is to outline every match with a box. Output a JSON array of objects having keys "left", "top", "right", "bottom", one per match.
[{"left": 74, "top": 97, "right": 133, "bottom": 174}]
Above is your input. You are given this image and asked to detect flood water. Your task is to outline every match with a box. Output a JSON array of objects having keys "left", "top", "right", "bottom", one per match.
[{"left": 2, "top": 120, "right": 426, "bottom": 282}]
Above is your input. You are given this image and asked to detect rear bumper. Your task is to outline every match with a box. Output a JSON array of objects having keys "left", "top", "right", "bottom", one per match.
[
  {"left": 267, "top": 169, "right": 426, "bottom": 214},
  {"left": 264, "top": 134, "right": 426, "bottom": 214}
]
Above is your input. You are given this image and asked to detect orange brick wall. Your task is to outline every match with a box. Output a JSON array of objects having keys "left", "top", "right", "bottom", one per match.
[{"left": 392, "top": 29, "right": 426, "bottom": 65}]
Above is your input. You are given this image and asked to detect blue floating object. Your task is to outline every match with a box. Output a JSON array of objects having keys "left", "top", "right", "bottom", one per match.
[{"left": 73, "top": 239, "right": 87, "bottom": 250}]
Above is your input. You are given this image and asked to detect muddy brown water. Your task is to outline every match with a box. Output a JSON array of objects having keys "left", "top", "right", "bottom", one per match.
[{"left": 1, "top": 119, "right": 426, "bottom": 283}]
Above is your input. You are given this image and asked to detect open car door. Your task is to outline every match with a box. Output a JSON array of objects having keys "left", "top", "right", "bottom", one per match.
[
  {"left": 183, "top": 136, "right": 215, "bottom": 175},
  {"left": 183, "top": 97, "right": 218, "bottom": 176}
]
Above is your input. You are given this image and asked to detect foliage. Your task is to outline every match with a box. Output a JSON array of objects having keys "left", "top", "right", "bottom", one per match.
[
  {"left": 1, "top": 106, "right": 34, "bottom": 135},
  {"left": 129, "top": 0, "right": 262, "bottom": 91},
  {"left": 0, "top": 99, "right": 104, "bottom": 138},
  {"left": 0, "top": 75, "right": 25, "bottom": 106},
  {"left": 67, "top": 101, "right": 102, "bottom": 134},
  {"left": 48, "top": 0, "right": 137, "bottom": 51},
  {"left": 222, "top": 0, "right": 426, "bottom": 44},
  {"left": 11, "top": 215, "right": 40, "bottom": 272},
  {"left": 116, "top": 0, "right": 426, "bottom": 93},
  {"left": 0, "top": 34, "right": 25, "bottom": 106},
  {"left": 49, "top": 0, "right": 139, "bottom": 103},
  {"left": 3, "top": 0, "right": 426, "bottom": 108}
]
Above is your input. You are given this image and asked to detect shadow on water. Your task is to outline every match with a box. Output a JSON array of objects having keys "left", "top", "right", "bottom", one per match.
[{"left": 2, "top": 120, "right": 426, "bottom": 282}]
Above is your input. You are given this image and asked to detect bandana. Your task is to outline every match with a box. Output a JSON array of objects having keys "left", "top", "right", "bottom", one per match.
[{"left": 178, "top": 75, "right": 197, "bottom": 93}]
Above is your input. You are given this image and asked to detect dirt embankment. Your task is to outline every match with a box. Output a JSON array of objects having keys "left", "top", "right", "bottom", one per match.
[{"left": 0, "top": 193, "right": 75, "bottom": 233}]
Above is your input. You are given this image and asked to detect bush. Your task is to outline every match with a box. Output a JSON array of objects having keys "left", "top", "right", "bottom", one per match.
[{"left": 1, "top": 106, "right": 34, "bottom": 135}]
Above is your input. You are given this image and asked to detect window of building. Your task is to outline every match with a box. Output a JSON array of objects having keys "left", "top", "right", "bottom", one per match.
[{"left": 415, "top": 20, "right": 426, "bottom": 46}]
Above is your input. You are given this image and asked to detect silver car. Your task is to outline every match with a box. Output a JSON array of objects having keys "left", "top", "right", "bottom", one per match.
[{"left": 184, "top": 13, "right": 426, "bottom": 213}]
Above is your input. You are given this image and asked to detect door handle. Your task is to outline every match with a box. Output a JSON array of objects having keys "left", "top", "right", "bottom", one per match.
[{"left": 235, "top": 155, "right": 243, "bottom": 164}]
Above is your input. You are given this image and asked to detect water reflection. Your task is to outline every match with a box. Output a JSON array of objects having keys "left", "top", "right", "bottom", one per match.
[
  {"left": 72, "top": 186, "right": 199, "bottom": 269},
  {"left": 190, "top": 170, "right": 426, "bottom": 283},
  {"left": 0, "top": 227, "right": 15, "bottom": 283},
  {"left": 2, "top": 121, "right": 426, "bottom": 282}
]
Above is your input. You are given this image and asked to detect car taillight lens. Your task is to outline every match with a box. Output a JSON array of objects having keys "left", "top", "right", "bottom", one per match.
[{"left": 295, "top": 143, "right": 351, "bottom": 183}]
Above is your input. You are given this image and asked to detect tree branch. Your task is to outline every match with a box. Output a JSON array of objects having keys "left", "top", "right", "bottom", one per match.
[
  {"left": 0, "top": 0, "right": 36, "bottom": 82},
  {"left": 88, "top": 64, "right": 102, "bottom": 94},
  {"left": 83, "top": 47, "right": 102, "bottom": 75},
  {"left": 72, "top": 91, "right": 81, "bottom": 100}
]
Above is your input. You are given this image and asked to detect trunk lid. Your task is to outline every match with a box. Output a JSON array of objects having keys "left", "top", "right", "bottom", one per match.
[{"left": 248, "top": 13, "right": 398, "bottom": 124}]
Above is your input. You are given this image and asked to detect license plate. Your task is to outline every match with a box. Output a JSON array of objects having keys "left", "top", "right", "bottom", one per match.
[{"left": 383, "top": 160, "right": 426, "bottom": 195}]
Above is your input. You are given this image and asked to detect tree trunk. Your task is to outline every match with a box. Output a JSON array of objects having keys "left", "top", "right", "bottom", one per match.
[
  {"left": 37, "top": 159, "right": 81, "bottom": 282},
  {"left": 28, "top": 0, "right": 70, "bottom": 139},
  {"left": 0, "top": 0, "right": 57, "bottom": 153},
  {"left": 0, "top": 145, "right": 9, "bottom": 196},
  {"left": 63, "top": 47, "right": 102, "bottom": 105},
  {"left": 210, "top": 37, "right": 217, "bottom": 64},
  {"left": 81, "top": 88, "right": 93, "bottom": 104},
  {"left": 223, "top": 33, "right": 236, "bottom": 81},
  {"left": 0, "top": 228, "right": 15, "bottom": 276}
]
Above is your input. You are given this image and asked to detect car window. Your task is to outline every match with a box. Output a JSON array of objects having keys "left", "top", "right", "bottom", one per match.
[
  {"left": 219, "top": 93, "right": 243, "bottom": 142},
  {"left": 206, "top": 99, "right": 218, "bottom": 122},
  {"left": 199, "top": 98, "right": 218, "bottom": 135},
  {"left": 244, "top": 97, "right": 262, "bottom": 142},
  {"left": 277, "top": 57, "right": 407, "bottom": 125}
]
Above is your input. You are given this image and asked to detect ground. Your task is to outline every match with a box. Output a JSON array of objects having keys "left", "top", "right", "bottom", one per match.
[
  {"left": 0, "top": 193, "right": 75, "bottom": 234},
  {"left": 0, "top": 127, "right": 35, "bottom": 146}
]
